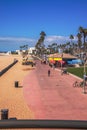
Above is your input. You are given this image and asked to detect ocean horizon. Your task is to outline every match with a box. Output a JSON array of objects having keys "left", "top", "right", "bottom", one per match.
[
  {"left": 0, "top": 44, "right": 19, "bottom": 52},
  {"left": 0, "top": 42, "right": 35, "bottom": 52}
]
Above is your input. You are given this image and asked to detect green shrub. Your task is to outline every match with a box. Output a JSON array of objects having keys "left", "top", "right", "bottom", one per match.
[{"left": 67, "top": 67, "right": 87, "bottom": 79}]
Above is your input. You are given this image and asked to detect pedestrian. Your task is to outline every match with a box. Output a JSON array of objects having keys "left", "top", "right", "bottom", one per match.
[
  {"left": 48, "top": 69, "right": 50, "bottom": 77},
  {"left": 41, "top": 60, "right": 42, "bottom": 64}
]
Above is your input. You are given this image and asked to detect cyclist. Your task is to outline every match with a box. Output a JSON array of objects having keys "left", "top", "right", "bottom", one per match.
[{"left": 61, "top": 67, "right": 68, "bottom": 75}]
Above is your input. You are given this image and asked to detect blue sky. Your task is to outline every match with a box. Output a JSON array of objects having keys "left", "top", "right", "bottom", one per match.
[{"left": 0, "top": 0, "right": 87, "bottom": 51}]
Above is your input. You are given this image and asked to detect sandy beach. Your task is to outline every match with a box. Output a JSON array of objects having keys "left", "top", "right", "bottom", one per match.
[
  {"left": 0, "top": 54, "right": 18, "bottom": 71},
  {"left": 0, "top": 54, "right": 34, "bottom": 120}
]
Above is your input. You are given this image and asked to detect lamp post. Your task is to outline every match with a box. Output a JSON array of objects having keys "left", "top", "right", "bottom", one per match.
[
  {"left": 61, "top": 52, "right": 63, "bottom": 71},
  {"left": 83, "top": 56, "right": 86, "bottom": 94}
]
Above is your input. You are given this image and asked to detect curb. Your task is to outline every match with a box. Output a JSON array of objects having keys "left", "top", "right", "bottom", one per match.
[{"left": 55, "top": 68, "right": 83, "bottom": 81}]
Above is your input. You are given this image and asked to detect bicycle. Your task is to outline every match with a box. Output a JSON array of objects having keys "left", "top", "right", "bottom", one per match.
[
  {"left": 73, "top": 80, "right": 85, "bottom": 88},
  {"left": 61, "top": 68, "right": 69, "bottom": 75}
]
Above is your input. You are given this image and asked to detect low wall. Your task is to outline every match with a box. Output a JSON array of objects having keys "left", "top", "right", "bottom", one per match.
[{"left": 0, "top": 60, "right": 18, "bottom": 76}]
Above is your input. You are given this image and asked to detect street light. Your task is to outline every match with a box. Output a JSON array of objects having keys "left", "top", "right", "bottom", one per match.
[
  {"left": 61, "top": 52, "right": 63, "bottom": 71},
  {"left": 83, "top": 55, "right": 86, "bottom": 94}
]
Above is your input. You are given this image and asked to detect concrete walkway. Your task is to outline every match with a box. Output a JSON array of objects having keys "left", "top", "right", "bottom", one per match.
[{"left": 23, "top": 60, "right": 87, "bottom": 120}]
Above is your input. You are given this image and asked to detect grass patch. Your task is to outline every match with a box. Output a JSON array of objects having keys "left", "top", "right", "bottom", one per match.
[{"left": 67, "top": 66, "right": 87, "bottom": 79}]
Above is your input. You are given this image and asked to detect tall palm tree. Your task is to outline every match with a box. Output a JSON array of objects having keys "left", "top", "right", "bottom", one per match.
[
  {"left": 77, "top": 33, "right": 82, "bottom": 53},
  {"left": 35, "top": 31, "right": 46, "bottom": 56},
  {"left": 40, "top": 31, "right": 46, "bottom": 37},
  {"left": 79, "top": 26, "right": 87, "bottom": 76},
  {"left": 79, "top": 26, "right": 87, "bottom": 51},
  {"left": 70, "top": 34, "right": 74, "bottom": 44},
  {"left": 69, "top": 34, "right": 74, "bottom": 54},
  {"left": 40, "top": 31, "right": 46, "bottom": 47},
  {"left": 66, "top": 42, "right": 70, "bottom": 53}
]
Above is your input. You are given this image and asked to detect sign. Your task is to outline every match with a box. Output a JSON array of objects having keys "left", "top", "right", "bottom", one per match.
[
  {"left": 48, "top": 57, "right": 62, "bottom": 61},
  {"left": 54, "top": 58, "right": 62, "bottom": 61}
]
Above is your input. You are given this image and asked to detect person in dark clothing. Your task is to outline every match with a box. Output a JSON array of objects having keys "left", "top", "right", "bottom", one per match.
[{"left": 48, "top": 69, "right": 51, "bottom": 77}]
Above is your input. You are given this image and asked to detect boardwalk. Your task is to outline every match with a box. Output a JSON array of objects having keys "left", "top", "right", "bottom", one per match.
[{"left": 23, "top": 59, "right": 87, "bottom": 120}]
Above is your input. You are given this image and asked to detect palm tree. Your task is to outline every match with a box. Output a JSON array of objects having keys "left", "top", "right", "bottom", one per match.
[
  {"left": 70, "top": 34, "right": 74, "bottom": 44},
  {"left": 66, "top": 42, "right": 70, "bottom": 53},
  {"left": 50, "top": 43, "right": 58, "bottom": 53},
  {"left": 79, "top": 26, "right": 87, "bottom": 51},
  {"left": 40, "top": 31, "right": 46, "bottom": 47},
  {"left": 19, "top": 44, "right": 28, "bottom": 57},
  {"left": 40, "top": 31, "right": 46, "bottom": 37},
  {"left": 79, "top": 26, "right": 87, "bottom": 78},
  {"left": 69, "top": 35, "right": 74, "bottom": 54},
  {"left": 77, "top": 33, "right": 82, "bottom": 54},
  {"left": 35, "top": 31, "right": 46, "bottom": 56}
]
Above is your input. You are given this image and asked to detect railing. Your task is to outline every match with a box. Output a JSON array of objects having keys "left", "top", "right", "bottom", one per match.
[{"left": 0, "top": 119, "right": 87, "bottom": 129}]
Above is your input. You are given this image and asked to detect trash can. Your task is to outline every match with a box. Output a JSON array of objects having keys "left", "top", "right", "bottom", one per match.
[
  {"left": 15, "top": 81, "right": 19, "bottom": 88},
  {"left": 1, "top": 109, "right": 9, "bottom": 120}
]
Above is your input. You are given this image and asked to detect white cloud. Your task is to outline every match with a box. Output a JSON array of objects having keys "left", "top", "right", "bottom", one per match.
[
  {"left": 0, "top": 37, "right": 36, "bottom": 51},
  {"left": 45, "top": 35, "right": 68, "bottom": 42},
  {"left": 0, "top": 37, "right": 35, "bottom": 42},
  {"left": 0, "top": 35, "right": 77, "bottom": 44},
  {"left": 44, "top": 35, "right": 77, "bottom": 46},
  {"left": 0, "top": 35, "right": 78, "bottom": 51}
]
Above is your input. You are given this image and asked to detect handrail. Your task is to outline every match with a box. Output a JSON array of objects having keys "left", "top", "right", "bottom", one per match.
[{"left": 0, "top": 119, "right": 87, "bottom": 129}]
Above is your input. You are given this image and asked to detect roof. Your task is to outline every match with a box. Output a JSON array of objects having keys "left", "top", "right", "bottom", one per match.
[{"left": 48, "top": 53, "right": 77, "bottom": 59}]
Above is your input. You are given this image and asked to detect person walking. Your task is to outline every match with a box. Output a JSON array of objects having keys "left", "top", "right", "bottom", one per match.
[{"left": 48, "top": 69, "right": 51, "bottom": 77}]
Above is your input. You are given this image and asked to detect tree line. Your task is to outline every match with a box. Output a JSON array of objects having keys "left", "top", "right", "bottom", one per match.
[
  {"left": 19, "top": 26, "right": 87, "bottom": 57},
  {"left": 35, "top": 26, "right": 87, "bottom": 56}
]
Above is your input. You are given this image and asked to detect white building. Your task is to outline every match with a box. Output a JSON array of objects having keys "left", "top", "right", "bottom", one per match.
[
  {"left": 28, "top": 47, "right": 36, "bottom": 54},
  {"left": 16, "top": 50, "right": 21, "bottom": 55},
  {"left": 16, "top": 47, "right": 36, "bottom": 55}
]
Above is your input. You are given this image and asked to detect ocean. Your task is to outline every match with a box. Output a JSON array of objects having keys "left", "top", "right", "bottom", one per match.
[
  {"left": 0, "top": 38, "right": 36, "bottom": 52},
  {"left": 0, "top": 41, "right": 21, "bottom": 52}
]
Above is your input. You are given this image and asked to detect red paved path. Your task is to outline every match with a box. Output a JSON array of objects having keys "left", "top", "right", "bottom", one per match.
[{"left": 23, "top": 60, "right": 87, "bottom": 120}]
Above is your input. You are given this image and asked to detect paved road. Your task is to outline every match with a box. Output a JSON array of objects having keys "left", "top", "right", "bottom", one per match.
[{"left": 23, "top": 59, "right": 87, "bottom": 120}]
